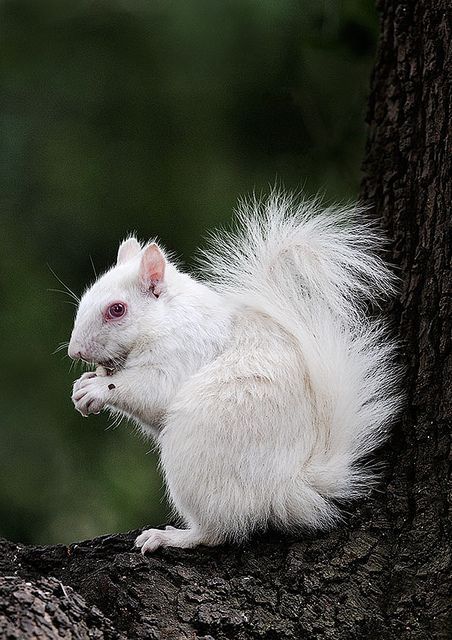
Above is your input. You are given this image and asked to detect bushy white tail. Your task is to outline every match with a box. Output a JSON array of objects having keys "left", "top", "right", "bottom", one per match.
[{"left": 200, "top": 192, "right": 401, "bottom": 513}]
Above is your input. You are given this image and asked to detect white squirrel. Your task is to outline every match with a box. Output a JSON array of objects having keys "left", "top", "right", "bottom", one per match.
[{"left": 68, "top": 192, "right": 401, "bottom": 553}]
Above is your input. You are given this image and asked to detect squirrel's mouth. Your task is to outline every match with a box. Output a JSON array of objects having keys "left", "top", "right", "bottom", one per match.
[
  {"left": 98, "top": 361, "right": 117, "bottom": 376},
  {"left": 96, "top": 353, "right": 128, "bottom": 376}
]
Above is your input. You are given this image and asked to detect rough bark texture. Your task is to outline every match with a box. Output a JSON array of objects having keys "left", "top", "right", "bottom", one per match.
[
  {"left": 359, "top": 0, "right": 451, "bottom": 635},
  {"left": 0, "top": 1, "right": 450, "bottom": 638}
]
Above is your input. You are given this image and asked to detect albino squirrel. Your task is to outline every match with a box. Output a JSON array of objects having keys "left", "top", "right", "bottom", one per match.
[{"left": 68, "top": 193, "right": 400, "bottom": 553}]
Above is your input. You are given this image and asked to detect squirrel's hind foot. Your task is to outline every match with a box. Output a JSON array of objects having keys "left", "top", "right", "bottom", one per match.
[{"left": 134, "top": 526, "right": 205, "bottom": 553}]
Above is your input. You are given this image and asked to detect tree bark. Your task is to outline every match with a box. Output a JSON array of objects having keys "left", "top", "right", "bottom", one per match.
[
  {"left": 1, "top": 1, "right": 450, "bottom": 638},
  {"left": 359, "top": 0, "right": 451, "bottom": 635}
]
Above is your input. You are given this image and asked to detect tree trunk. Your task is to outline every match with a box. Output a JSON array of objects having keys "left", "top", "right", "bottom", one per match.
[
  {"left": 359, "top": 0, "right": 451, "bottom": 635},
  {"left": 1, "top": 2, "right": 450, "bottom": 638}
]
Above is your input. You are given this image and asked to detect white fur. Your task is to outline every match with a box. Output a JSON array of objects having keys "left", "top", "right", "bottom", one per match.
[{"left": 68, "top": 193, "right": 401, "bottom": 552}]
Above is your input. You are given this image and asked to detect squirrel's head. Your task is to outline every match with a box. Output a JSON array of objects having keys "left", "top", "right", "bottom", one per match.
[{"left": 68, "top": 236, "right": 169, "bottom": 373}]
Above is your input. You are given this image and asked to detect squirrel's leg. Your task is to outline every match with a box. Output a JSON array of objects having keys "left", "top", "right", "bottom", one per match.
[{"left": 134, "top": 526, "right": 207, "bottom": 553}]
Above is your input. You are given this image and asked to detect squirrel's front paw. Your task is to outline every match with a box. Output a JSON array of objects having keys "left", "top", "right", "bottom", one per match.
[{"left": 72, "top": 372, "right": 113, "bottom": 417}]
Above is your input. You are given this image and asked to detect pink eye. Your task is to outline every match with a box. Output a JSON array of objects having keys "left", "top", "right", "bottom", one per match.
[{"left": 105, "top": 302, "right": 127, "bottom": 320}]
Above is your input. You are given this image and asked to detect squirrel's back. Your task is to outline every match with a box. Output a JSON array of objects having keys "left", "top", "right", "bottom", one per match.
[{"left": 181, "top": 193, "right": 403, "bottom": 530}]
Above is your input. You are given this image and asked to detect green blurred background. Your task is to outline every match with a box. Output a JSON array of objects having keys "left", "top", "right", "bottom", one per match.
[{"left": 0, "top": 0, "right": 377, "bottom": 544}]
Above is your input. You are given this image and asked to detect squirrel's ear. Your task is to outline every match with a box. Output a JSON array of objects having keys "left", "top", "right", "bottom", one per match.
[
  {"left": 139, "top": 243, "right": 165, "bottom": 297},
  {"left": 117, "top": 237, "right": 141, "bottom": 265}
]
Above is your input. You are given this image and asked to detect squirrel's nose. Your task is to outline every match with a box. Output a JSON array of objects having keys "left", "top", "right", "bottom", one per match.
[
  {"left": 68, "top": 346, "right": 81, "bottom": 360},
  {"left": 69, "top": 349, "right": 91, "bottom": 362},
  {"left": 68, "top": 340, "right": 86, "bottom": 361}
]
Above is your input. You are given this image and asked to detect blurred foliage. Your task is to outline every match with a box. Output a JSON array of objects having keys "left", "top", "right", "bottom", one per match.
[{"left": 0, "top": 0, "right": 377, "bottom": 544}]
